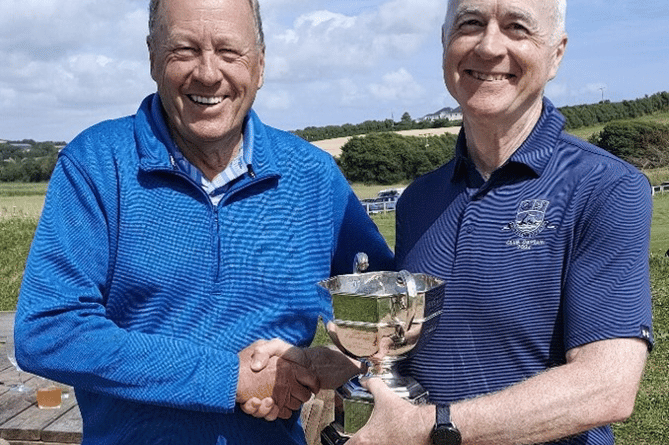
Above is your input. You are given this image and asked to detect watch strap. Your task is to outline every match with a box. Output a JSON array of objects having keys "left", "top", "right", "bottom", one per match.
[
  {"left": 432, "top": 403, "right": 462, "bottom": 445},
  {"left": 436, "top": 403, "right": 452, "bottom": 426}
]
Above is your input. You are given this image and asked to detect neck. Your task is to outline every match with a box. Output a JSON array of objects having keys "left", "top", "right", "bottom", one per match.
[
  {"left": 173, "top": 132, "right": 243, "bottom": 181},
  {"left": 463, "top": 100, "right": 543, "bottom": 179}
]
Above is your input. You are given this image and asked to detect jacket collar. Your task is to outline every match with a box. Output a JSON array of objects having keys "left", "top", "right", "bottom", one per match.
[{"left": 134, "top": 93, "right": 280, "bottom": 181}]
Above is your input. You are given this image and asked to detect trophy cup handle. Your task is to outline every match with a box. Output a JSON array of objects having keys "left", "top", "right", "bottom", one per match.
[
  {"left": 353, "top": 252, "right": 369, "bottom": 274},
  {"left": 394, "top": 270, "right": 418, "bottom": 343},
  {"left": 396, "top": 270, "right": 417, "bottom": 310}
]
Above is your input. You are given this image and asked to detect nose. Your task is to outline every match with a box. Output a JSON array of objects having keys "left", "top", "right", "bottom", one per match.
[
  {"left": 474, "top": 22, "right": 506, "bottom": 59},
  {"left": 194, "top": 51, "right": 222, "bottom": 85}
]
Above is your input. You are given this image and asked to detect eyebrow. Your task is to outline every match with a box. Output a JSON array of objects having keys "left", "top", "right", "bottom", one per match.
[
  {"left": 453, "top": 5, "right": 540, "bottom": 30},
  {"left": 452, "top": 6, "right": 484, "bottom": 24},
  {"left": 504, "top": 9, "right": 540, "bottom": 30}
]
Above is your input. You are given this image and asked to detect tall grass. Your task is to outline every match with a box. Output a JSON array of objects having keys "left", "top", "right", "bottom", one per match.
[
  {"left": 614, "top": 256, "right": 669, "bottom": 443},
  {"left": 0, "top": 216, "right": 37, "bottom": 310},
  {"left": 645, "top": 167, "right": 669, "bottom": 187},
  {"left": 0, "top": 182, "right": 48, "bottom": 220}
]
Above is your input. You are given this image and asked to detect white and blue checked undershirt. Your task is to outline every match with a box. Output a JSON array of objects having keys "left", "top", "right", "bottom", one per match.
[{"left": 165, "top": 118, "right": 254, "bottom": 206}]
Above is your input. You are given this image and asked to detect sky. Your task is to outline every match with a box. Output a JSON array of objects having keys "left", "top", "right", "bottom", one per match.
[{"left": 1, "top": 0, "right": 668, "bottom": 143}]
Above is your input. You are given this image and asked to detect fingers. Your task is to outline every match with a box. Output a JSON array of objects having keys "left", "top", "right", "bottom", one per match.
[
  {"left": 360, "top": 376, "right": 390, "bottom": 399},
  {"left": 271, "top": 356, "right": 315, "bottom": 405},
  {"left": 240, "top": 397, "right": 281, "bottom": 421},
  {"left": 238, "top": 339, "right": 321, "bottom": 422},
  {"left": 293, "top": 363, "right": 321, "bottom": 396},
  {"left": 249, "top": 339, "right": 271, "bottom": 372},
  {"left": 250, "top": 338, "right": 311, "bottom": 372}
]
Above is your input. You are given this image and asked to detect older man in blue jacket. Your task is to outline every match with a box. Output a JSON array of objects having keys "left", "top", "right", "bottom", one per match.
[{"left": 14, "top": 0, "right": 392, "bottom": 444}]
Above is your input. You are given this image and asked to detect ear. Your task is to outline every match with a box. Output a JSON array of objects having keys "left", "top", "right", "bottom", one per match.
[
  {"left": 256, "top": 47, "right": 266, "bottom": 89},
  {"left": 549, "top": 33, "right": 568, "bottom": 80},
  {"left": 147, "top": 36, "right": 158, "bottom": 82}
]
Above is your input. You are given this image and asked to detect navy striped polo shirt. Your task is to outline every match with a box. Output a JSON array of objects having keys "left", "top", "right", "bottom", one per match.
[{"left": 395, "top": 98, "right": 653, "bottom": 445}]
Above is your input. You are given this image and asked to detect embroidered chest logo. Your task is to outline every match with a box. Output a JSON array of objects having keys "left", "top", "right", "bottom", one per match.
[{"left": 502, "top": 199, "right": 556, "bottom": 250}]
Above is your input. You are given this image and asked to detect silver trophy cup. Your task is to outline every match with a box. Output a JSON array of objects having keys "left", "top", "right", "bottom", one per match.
[{"left": 317, "top": 253, "right": 445, "bottom": 443}]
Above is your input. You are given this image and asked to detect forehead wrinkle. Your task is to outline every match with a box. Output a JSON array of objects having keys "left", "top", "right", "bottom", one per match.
[
  {"left": 164, "top": 8, "right": 255, "bottom": 47},
  {"left": 452, "top": 2, "right": 547, "bottom": 37}
]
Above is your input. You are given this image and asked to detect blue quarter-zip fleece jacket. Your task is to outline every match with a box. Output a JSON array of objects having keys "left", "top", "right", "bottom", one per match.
[{"left": 15, "top": 94, "right": 393, "bottom": 445}]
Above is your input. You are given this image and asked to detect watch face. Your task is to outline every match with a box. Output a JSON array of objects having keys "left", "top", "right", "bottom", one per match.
[{"left": 431, "top": 425, "right": 462, "bottom": 445}]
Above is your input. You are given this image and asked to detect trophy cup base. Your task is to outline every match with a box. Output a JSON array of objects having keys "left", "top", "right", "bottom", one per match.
[
  {"left": 320, "top": 376, "right": 430, "bottom": 444},
  {"left": 321, "top": 424, "right": 350, "bottom": 445}
]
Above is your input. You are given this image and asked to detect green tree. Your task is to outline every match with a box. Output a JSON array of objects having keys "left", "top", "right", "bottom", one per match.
[
  {"left": 592, "top": 121, "right": 669, "bottom": 169},
  {"left": 339, "top": 132, "right": 457, "bottom": 184}
]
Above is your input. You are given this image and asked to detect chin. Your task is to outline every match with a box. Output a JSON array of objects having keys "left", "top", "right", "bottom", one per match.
[{"left": 462, "top": 101, "right": 511, "bottom": 120}]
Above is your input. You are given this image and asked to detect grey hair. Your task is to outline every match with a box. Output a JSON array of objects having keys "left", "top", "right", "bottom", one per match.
[
  {"left": 147, "top": 0, "right": 265, "bottom": 50},
  {"left": 443, "top": 0, "right": 567, "bottom": 44}
]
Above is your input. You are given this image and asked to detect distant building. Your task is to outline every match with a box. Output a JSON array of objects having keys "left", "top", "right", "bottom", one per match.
[{"left": 420, "top": 107, "right": 463, "bottom": 122}]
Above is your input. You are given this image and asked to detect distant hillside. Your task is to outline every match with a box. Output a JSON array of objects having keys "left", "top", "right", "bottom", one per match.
[
  {"left": 295, "top": 91, "right": 669, "bottom": 143},
  {"left": 292, "top": 110, "right": 461, "bottom": 142},
  {"left": 1, "top": 140, "right": 61, "bottom": 182}
]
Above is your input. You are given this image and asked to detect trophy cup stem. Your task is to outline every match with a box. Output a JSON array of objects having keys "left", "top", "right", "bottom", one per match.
[{"left": 363, "top": 357, "right": 428, "bottom": 401}]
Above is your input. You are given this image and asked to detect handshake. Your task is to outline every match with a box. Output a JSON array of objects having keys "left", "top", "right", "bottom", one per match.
[{"left": 236, "top": 339, "right": 364, "bottom": 420}]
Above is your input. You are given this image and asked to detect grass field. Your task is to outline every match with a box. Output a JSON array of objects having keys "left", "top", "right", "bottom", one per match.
[
  {"left": 0, "top": 182, "right": 48, "bottom": 220},
  {"left": 651, "top": 193, "right": 669, "bottom": 256}
]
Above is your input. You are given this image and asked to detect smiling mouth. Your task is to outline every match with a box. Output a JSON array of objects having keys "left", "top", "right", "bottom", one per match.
[
  {"left": 188, "top": 95, "right": 224, "bottom": 106},
  {"left": 466, "top": 70, "right": 514, "bottom": 82}
]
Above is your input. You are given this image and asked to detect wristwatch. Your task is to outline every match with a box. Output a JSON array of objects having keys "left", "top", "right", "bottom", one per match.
[{"left": 431, "top": 404, "right": 462, "bottom": 445}]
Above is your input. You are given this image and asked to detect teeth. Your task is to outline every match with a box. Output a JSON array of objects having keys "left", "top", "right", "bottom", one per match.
[
  {"left": 189, "top": 95, "right": 223, "bottom": 105},
  {"left": 469, "top": 71, "right": 511, "bottom": 81}
]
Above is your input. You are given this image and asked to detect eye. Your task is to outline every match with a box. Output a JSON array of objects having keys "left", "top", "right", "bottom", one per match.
[
  {"left": 218, "top": 48, "right": 238, "bottom": 57},
  {"left": 173, "top": 46, "right": 198, "bottom": 58},
  {"left": 458, "top": 18, "right": 485, "bottom": 33},
  {"left": 462, "top": 19, "right": 483, "bottom": 27},
  {"left": 509, "top": 23, "right": 529, "bottom": 33}
]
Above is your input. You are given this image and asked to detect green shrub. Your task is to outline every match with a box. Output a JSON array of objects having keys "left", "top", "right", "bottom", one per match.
[
  {"left": 591, "top": 121, "right": 669, "bottom": 169},
  {"left": 339, "top": 132, "right": 456, "bottom": 184}
]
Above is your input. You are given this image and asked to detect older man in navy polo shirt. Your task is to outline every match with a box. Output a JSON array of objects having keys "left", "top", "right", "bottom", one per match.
[{"left": 347, "top": 0, "right": 654, "bottom": 444}]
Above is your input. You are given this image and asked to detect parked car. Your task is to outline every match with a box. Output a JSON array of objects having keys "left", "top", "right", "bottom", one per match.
[{"left": 365, "top": 188, "right": 405, "bottom": 214}]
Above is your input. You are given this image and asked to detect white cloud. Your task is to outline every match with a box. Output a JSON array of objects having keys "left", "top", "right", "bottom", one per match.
[
  {"left": 377, "top": 0, "right": 445, "bottom": 34},
  {"left": 0, "top": 0, "right": 153, "bottom": 140},
  {"left": 336, "top": 78, "right": 366, "bottom": 107},
  {"left": 369, "top": 68, "right": 425, "bottom": 102},
  {"left": 545, "top": 80, "right": 609, "bottom": 105},
  {"left": 264, "top": 0, "right": 443, "bottom": 82},
  {"left": 256, "top": 89, "right": 293, "bottom": 111},
  {"left": 2, "top": 0, "right": 666, "bottom": 141}
]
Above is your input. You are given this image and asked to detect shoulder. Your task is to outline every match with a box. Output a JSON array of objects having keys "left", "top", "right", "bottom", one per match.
[
  {"left": 400, "top": 160, "right": 456, "bottom": 206},
  {"left": 557, "top": 132, "right": 649, "bottom": 190},
  {"left": 558, "top": 132, "right": 641, "bottom": 175},
  {"left": 61, "top": 116, "right": 136, "bottom": 161},
  {"left": 56, "top": 116, "right": 139, "bottom": 188},
  {"left": 252, "top": 115, "right": 339, "bottom": 173},
  {"left": 552, "top": 132, "right": 652, "bottom": 217}
]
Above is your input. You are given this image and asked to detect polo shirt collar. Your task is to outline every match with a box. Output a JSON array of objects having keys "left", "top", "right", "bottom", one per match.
[{"left": 452, "top": 97, "right": 566, "bottom": 189}]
